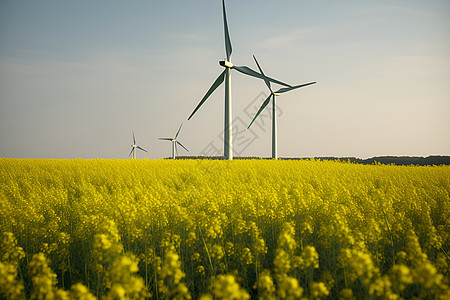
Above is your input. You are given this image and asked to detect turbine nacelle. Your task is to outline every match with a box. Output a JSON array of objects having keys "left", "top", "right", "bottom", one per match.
[{"left": 219, "top": 60, "right": 234, "bottom": 68}]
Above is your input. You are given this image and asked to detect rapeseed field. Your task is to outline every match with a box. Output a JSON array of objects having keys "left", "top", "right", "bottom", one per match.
[{"left": 0, "top": 158, "right": 449, "bottom": 299}]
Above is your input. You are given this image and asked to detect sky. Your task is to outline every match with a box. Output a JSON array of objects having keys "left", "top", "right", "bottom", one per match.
[{"left": 0, "top": 0, "right": 449, "bottom": 159}]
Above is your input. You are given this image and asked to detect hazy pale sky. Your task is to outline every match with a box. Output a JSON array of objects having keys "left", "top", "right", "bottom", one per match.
[{"left": 1, "top": 0, "right": 449, "bottom": 159}]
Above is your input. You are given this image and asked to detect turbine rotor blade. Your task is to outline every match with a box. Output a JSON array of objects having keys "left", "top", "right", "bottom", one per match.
[
  {"left": 177, "top": 141, "right": 189, "bottom": 152},
  {"left": 222, "top": 0, "right": 232, "bottom": 60},
  {"left": 275, "top": 81, "right": 316, "bottom": 94},
  {"left": 188, "top": 70, "right": 226, "bottom": 120},
  {"left": 132, "top": 131, "right": 136, "bottom": 145},
  {"left": 159, "top": 138, "right": 173, "bottom": 141},
  {"left": 253, "top": 55, "right": 272, "bottom": 92},
  {"left": 137, "top": 146, "right": 148, "bottom": 153},
  {"left": 233, "top": 65, "right": 291, "bottom": 87},
  {"left": 129, "top": 148, "right": 134, "bottom": 157},
  {"left": 175, "top": 123, "right": 183, "bottom": 139},
  {"left": 247, "top": 94, "right": 272, "bottom": 129}
]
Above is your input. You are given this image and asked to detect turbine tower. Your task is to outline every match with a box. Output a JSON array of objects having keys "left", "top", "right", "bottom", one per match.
[
  {"left": 248, "top": 55, "right": 316, "bottom": 159},
  {"left": 188, "top": 0, "right": 291, "bottom": 160},
  {"left": 129, "top": 131, "right": 148, "bottom": 159},
  {"left": 159, "top": 123, "right": 189, "bottom": 159}
]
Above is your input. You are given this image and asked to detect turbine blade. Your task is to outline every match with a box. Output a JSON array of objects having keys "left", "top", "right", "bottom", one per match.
[
  {"left": 175, "top": 123, "right": 183, "bottom": 139},
  {"left": 253, "top": 55, "right": 272, "bottom": 92},
  {"left": 137, "top": 146, "right": 148, "bottom": 153},
  {"left": 177, "top": 141, "right": 189, "bottom": 152},
  {"left": 247, "top": 94, "right": 272, "bottom": 129},
  {"left": 233, "top": 65, "right": 291, "bottom": 87},
  {"left": 159, "top": 138, "right": 173, "bottom": 141},
  {"left": 132, "top": 131, "right": 136, "bottom": 145},
  {"left": 175, "top": 142, "right": 179, "bottom": 158},
  {"left": 275, "top": 81, "right": 316, "bottom": 94},
  {"left": 129, "top": 148, "right": 134, "bottom": 157},
  {"left": 222, "top": 0, "right": 232, "bottom": 60},
  {"left": 188, "top": 70, "right": 226, "bottom": 120}
]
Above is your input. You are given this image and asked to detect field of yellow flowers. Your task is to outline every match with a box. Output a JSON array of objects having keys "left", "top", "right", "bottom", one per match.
[{"left": 0, "top": 158, "right": 449, "bottom": 299}]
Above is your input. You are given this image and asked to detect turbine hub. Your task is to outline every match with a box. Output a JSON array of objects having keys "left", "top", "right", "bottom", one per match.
[{"left": 219, "top": 60, "right": 233, "bottom": 68}]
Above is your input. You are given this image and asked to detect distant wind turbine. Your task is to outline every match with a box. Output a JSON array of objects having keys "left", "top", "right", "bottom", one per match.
[
  {"left": 187, "top": 0, "right": 291, "bottom": 160},
  {"left": 129, "top": 131, "right": 148, "bottom": 159},
  {"left": 159, "top": 123, "right": 189, "bottom": 159},
  {"left": 248, "top": 55, "right": 316, "bottom": 159}
]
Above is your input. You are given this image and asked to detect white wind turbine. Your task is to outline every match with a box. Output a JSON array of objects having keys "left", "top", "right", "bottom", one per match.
[
  {"left": 159, "top": 123, "right": 189, "bottom": 159},
  {"left": 129, "top": 131, "right": 148, "bottom": 159},
  {"left": 248, "top": 55, "right": 316, "bottom": 159},
  {"left": 188, "top": 0, "right": 291, "bottom": 160}
]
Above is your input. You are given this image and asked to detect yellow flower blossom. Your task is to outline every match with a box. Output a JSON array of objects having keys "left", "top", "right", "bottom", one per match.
[
  {"left": 311, "top": 281, "right": 329, "bottom": 299},
  {"left": 210, "top": 274, "right": 250, "bottom": 300}
]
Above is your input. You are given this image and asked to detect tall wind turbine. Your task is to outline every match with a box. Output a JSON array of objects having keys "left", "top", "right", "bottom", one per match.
[
  {"left": 188, "top": 0, "right": 291, "bottom": 160},
  {"left": 129, "top": 131, "right": 148, "bottom": 159},
  {"left": 159, "top": 123, "right": 189, "bottom": 159},
  {"left": 248, "top": 55, "right": 316, "bottom": 159}
]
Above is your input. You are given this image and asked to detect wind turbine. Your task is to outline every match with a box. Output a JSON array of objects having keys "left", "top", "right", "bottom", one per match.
[
  {"left": 159, "top": 123, "right": 189, "bottom": 159},
  {"left": 129, "top": 131, "right": 148, "bottom": 159},
  {"left": 187, "top": 0, "right": 291, "bottom": 160},
  {"left": 248, "top": 55, "right": 316, "bottom": 159}
]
